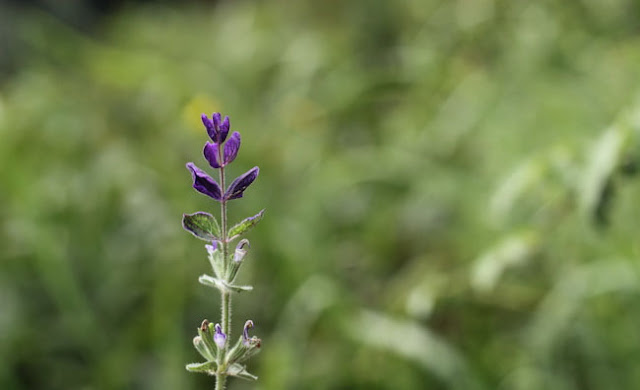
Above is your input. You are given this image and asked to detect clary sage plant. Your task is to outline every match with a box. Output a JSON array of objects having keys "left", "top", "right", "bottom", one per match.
[{"left": 182, "top": 112, "right": 263, "bottom": 389}]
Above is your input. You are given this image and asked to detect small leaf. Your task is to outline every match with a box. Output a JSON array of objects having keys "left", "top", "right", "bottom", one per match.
[
  {"left": 229, "top": 209, "right": 265, "bottom": 238},
  {"left": 183, "top": 212, "right": 221, "bottom": 241},
  {"left": 227, "top": 363, "right": 258, "bottom": 381},
  {"left": 193, "top": 336, "right": 215, "bottom": 361},
  {"left": 186, "top": 361, "right": 217, "bottom": 374},
  {"left": 199, "top": 274, "right": 227, "bottom": 291},
  {"left": 198, "top": 275, "right": 253, "bottom": 293},
  {"left": 206, "top": 243, "right": 224, "bottom": 279},
  {"left": 226, "top": 283, "right": 254, "bottom": 293}
]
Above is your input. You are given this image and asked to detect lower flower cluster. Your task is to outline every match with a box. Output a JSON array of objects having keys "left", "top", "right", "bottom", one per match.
[{"left": 187, "top": 320, "right": 261, "bottom": 380}]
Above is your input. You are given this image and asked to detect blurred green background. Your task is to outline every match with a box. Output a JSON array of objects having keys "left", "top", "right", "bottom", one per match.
[{"left": 2, "top": 0, "right": 640, "bottom": 389}]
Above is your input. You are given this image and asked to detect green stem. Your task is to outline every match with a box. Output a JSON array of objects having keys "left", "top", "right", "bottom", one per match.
[
  {"left": 215, "top": 373, "right": 226, "bottom": 390},
  {"left": 216, "top": 147, "right": 231, "bottom": 390},
  {"left": 215, "top": 291, "right": 230, "bottom": 389}
]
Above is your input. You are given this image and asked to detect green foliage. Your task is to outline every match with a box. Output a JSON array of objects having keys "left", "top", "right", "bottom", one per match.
[
  {"left": 228, "top": 210, "right": 265, "bottom": 240},
  {"left": 183, "top": 212, "right": 221, "bottom": 241},
  {"left": 2, "top": 1, "right": 640, "bottom": 390}
]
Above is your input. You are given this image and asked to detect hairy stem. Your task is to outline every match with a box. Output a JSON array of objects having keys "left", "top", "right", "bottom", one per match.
[
  {"left": 216, "top": 148, "right": 231, "bottom": 390},
  {"left": 215, "top": 373, "right": 226, "bottom": 390}
]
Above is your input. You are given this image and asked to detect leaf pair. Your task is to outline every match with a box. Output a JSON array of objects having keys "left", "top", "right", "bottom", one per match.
[{"left": 182, "top": 209, "right": 265, "bottom": 242}]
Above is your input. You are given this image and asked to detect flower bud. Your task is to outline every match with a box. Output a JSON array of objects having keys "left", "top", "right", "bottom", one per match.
[
  {"left": 225, "top": 320, "right": 261, "bottom": 365},
  {"left": 214, "top": 323, "right": 227, "bottom": 350},
  {"left": 225, "top": 239, "right": 250, "bottom": 282},
  {"left": 242, "top": 320, "right": 254, "bottom": 346},
  {"left": 233, "top": 239, "right": 250, "bottom": 263}
]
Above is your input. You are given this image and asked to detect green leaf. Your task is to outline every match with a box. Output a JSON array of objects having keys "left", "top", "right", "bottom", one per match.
[
  {"left": 198, "top": 274, "right": 253, "bottom": 293},
  {"left": 226, "top": 283, "right": 254, "bottom": 293},
  {"left": 228, "top": 209, "right": 265, "bottom": 239},
  {"left": 193, "top": 335, "right": 215, "bottom": 361},
  {"left": 182, "top": 212, "right": 221, "bottom": 241},
  {"left": 207, "top": 243, "right": 224, "bottom": 279},
  {"left": 198, "top": 274, "right": 226, "bottom": 291},
  {"left": 227, "top": 363, "right": 258, "bottom": 381},
  {"left": 186, "top": 361, "right": 217, "bottom": 374}
]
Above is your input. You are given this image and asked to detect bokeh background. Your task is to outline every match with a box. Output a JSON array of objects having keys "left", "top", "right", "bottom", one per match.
[{"left": 2, "top": 0, "right": 640, "bottom": 389}]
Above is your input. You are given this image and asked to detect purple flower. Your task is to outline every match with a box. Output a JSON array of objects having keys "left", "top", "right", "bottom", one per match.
[
  {"left": 214, "top": 323, "right": 227, "bottom": 349},
  {"left": 187, "top": 162, "right": 222, "bottom": 201},
  {"left": 223, "top": 132, "right": 241, "bottom": 165},
  {"left": 201, "top": 113, "right": 230, "bottom": 143},
  {"left": 225, "top": 166, "right": 259, "bottom": 200}
]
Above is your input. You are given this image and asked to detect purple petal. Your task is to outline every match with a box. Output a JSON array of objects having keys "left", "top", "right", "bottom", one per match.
[
  {"left": 186, "top": 162, "right": 223, "bottom": 201},
  {"left": 212, "top": 113, "right": 222, "bottom": 128},
  {"left": 201, "top": 114, "right": 216, "bottom": 140},
  {"left": 219, "top": 116, "right": 230, "bottom": 143},
  {"left": 225, "top": 166, "right": 259, "bottom": 200},
  {"left": 203, "top": 142, "right": 221, "bottom": 169},
  {"left": 223, "top": 132, "right": 241, "bottom": 165},
  {"left": 211, "top": 113, "right": 222, "bottom": 142}
]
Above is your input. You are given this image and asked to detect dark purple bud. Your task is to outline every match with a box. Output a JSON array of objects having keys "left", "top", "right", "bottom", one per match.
[
  {"left": 214, "top": 323, "right": 227, "bottom": 349},
  {"left": 203, "top": 142, "right": 222, "bottom": 169},
  {"left": 219, "top": 116, "right": 231, "bottom": 143},
  {"left": 210, "top": 113, "right": 223, "bottom": 143},
  {"left": 225, "top": 166, "right": 259, "bottom": 200},
  {"left": 242, "top": 320, "right": 254, "bottom": 346},
  {"left": 187, "top": 163, "right": 223, "bottom": 201},
  {"left": 202, "top": 113, "right": 231, "bottom": 143},
  {"left": 201, "top": 114, "right": 215, "bottom": 140},
  {"left": 223, "top": 132, "right": 241, "bottom": 165}
]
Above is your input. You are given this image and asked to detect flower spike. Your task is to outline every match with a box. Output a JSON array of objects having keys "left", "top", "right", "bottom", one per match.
[
  {"left": 185, "top": 111, "right": 263, "bottom": 385},
  {"left": 225, "top": 166, "right": 259, "bottom": 200},
  {"left": 187, "top": 163, "right": 223, "bottom": 201}
]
